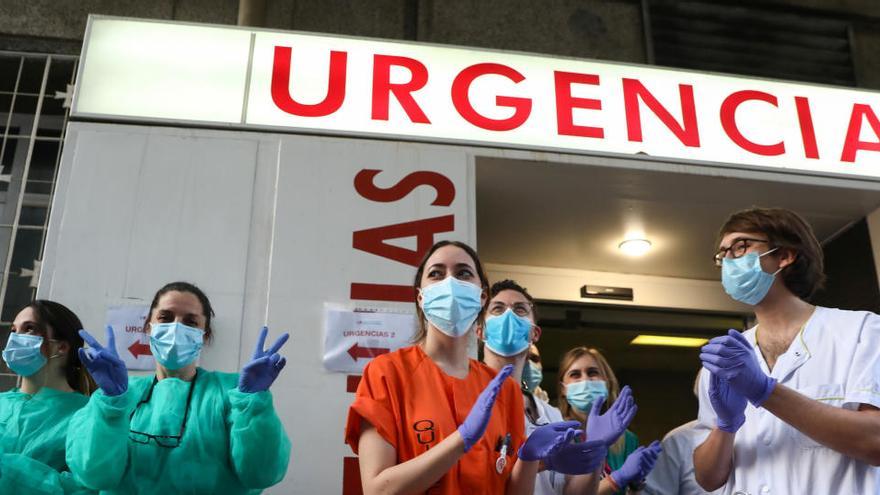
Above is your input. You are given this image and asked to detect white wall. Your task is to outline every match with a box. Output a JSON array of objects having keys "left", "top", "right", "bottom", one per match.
[{"left": 40, "top": 122, "right": 472, "bottom": 494}]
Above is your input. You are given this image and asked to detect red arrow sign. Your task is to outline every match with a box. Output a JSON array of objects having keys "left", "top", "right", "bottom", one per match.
[
  {"left": 347, "top": 343, "right": 389, "bottom": 361},
  {"left": 128, "top": 341, "right": 152, "bottom": 359}
]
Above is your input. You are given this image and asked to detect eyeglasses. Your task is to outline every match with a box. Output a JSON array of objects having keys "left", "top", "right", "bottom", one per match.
[
  {"left": 129, "top": 369, "right": 198, "bottom": 449},
  {"left": 713, "top": 238, "right": 771, "bottom": 267},
  {"left": 488, "top": 302, "right": 533, "bottom": 317}
]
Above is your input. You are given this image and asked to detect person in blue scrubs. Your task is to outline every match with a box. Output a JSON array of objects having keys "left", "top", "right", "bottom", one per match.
[
  {"left": 0, "top": 300, "right": 94, "bottom": 493},
  {"left": 67, "top": 281, "right": 292, "bottom": 493}
]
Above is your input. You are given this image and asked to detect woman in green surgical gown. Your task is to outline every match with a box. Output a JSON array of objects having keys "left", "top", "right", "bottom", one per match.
[
  {"left": 67, "top": 281, "right": 291, "bottom": 494},
  {"left": 0, "top": 300, "right": 94, "bottom": 494}
]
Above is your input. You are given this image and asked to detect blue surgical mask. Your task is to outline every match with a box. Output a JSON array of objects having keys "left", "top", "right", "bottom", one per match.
[
  {"left": 2, "top": 333, "right": 47, "bottom": 377},
  {"left": 523, "top": 360, "right": 543, "bottom": 392},
  {"left": 721, "top": 248, "right": 780, "bottom": 306},
  {"left": 566, "top": 380, "right": 608, "bottom": 413},
  {"left": 483, "top": 309, "right": 531, "bottom": 357},
  {"left": 149, "top": 322, "right": 204, "bottom": 370},
  {"left": 420, "top": 277, "right": 483, "bottom": 338}
]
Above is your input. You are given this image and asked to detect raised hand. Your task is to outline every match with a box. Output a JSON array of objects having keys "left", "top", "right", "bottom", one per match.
[
  {"left": 610, "top": 440, "right": 662, "bottom": 488},
  {"left": 238, "top": 326, "right": 290, "bottom": 393},
  {"left": 544, "top": 435, "right": 607, "bottom": 474},
  {"left": 458, "top": 364, "right": 513, "bottom": 452},
  {"left": 586, "top": 385, "right": 637, "bottom": 445},
  {"left": 518, "top": 420, "right": 582, "bottom": 461},
  {"left": 78, "top": 326, "right": 128, "bottom": 396},
  {"left": 709, "top": 371, "right": 747, "bottom": 433},
  {"left": 700, "top": 329, "right": 776, "bottom": 406}
]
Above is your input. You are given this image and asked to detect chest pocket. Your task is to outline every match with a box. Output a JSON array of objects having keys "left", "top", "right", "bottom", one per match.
[{"left": 787, "top": 383, "right": 845, "bottom": 449}]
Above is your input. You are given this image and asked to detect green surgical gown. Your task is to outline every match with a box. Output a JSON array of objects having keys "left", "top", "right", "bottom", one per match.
[
  {"left": 66, "top": 368, "right": 291, "bottom": 494},
  {"left": 0, "top": 387, "right": 92, "bottom": 494}
]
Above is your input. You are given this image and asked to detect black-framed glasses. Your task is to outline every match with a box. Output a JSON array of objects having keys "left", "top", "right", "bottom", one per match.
[
  {"left": 713, "top": 238, "right": 771, "bottom": 267},
  {"left": 488, "top": 302, "right": 533, "bottom": 317},
  {"left": 129, "top": 369, "right": 198, "bottom": 449}
]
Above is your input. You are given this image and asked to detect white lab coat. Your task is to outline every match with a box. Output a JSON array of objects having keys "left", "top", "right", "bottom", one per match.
[
  {"left": 644, "top": 420, "right": 720, "bottom": 495},
  {"left": 696, "top": 306, "right": 880, "bottom": 495},
  {"left": 526, "top": 394, "right": 566, "bottom": 495}
]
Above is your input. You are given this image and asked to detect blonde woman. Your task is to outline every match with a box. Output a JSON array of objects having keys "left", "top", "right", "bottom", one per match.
[{"left": 558, "top": 347, "right": 661, "bottom": 494}]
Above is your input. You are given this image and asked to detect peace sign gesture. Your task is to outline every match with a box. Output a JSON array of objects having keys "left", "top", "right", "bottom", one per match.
[
  {"left": 238, "top": 326, "right": 290, "bottom": 393},
  {"left": 78, "top": 326, "right": 129, "bottom": 396}
]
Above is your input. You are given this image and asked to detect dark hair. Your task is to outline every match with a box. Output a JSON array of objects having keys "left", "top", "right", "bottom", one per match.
[
  {"left": 144, "top": 282, "right": 215, "bottom": 342},
  {"left": 719, "top": 207, "right": 825, "bottom": 300},
  {"left": 27, "top": 300, "right": 93, "bottom": 394},
  {"left": 412, "top": 240, "right": 489, "bottom": 343},
  {"left": 489, "top": 279, "right": 538, "bottom": 320}
]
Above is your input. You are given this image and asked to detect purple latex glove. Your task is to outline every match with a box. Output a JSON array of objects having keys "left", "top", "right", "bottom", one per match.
[
  {"left": 238, "top": 326, "right": 290, "bottom": 393},
  {"left": 78, "top": 326, "right": 128, "bottom": 396},
  {"left": 610, "top": 440, "right": 662, "bottom": 487},
  {"left": 709, "top": 372, "right": 747, "bottom": 433},
  {"left": 544, "top": 436, "right": 608, "bottom": 474},
  {"left": 586, "top": 385, "right": 637, "bottom": 446},
  {"left": 458, "top": 364, "right": 513, "bottom": 452},
  {"left": 518, "top": 421, "right": 582, "bottom": 461},
  {"left": 700, "top": 329, "right": 777, "bottom": 407}
]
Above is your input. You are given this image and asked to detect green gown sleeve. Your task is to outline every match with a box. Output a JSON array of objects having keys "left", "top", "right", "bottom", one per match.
[
  {"left": 226, "top": 388, "right": 291, "bottom": 488},
  {"left": 65, "top": 389, "right": 134, "bottom": 491},
  {"left": 0, "top": 453, "right": 95, "bottom": 495}
]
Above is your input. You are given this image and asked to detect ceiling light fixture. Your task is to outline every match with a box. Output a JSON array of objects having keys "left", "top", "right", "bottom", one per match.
[
  {"left": 618, "top": 238, "right": 652, "bottom": 257},
  {"left": 630, "top": 335, "right": 708, "bottom": 347}
]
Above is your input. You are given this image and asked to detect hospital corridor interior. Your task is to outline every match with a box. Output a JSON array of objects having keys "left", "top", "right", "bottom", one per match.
[{"left": 475, "top": 155, "right": 880, "bottom": 443}]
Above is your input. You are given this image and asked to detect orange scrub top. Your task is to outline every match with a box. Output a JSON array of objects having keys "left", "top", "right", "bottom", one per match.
[{"left": 345, "top": 345, "right": 525, "bottom": 494}]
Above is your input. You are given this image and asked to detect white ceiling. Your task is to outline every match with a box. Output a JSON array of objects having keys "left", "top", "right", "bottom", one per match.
[{"left": 476, "top": 157, "right": 880, "bottom": 281}]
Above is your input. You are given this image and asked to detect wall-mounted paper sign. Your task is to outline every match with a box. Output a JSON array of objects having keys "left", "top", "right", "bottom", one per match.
[
  {"left": 105, "top": 305, "right": 153, "bottom": 370},
  {"left": 323, "top": 304, "right": 416, "bottom": 374}
]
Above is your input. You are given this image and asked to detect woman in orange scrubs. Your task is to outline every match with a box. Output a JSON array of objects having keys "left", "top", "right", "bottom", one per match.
[{"left": 346, "top": 240, "right": 573, "bottom": 494}]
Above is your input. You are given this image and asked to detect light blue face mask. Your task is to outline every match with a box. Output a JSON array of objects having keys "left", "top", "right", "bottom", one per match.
[
  {"left": 565, "top": 380, "right": 608, "bottom": 413},
  {"left": 420, "top": 277, "right": 483, "bottom": 338},
  {"left": 149, "top": 322, "right": 204, "bottom": 370},
  {"left": 721, "top": 248, "right": 781, "bottom": 306},
  {"left": 2, "top": 333, "right": 47, "bottom": 377},
  {"left": 483, "top": 309, "right": 532, "bottom": 357},
  {"left": 523, "top": 360, "right": 543, "bottom": 392}
]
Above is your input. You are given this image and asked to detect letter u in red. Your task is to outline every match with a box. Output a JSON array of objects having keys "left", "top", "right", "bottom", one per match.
[{"left": 271, "top": 46, "right": 348, "bottom": 117}]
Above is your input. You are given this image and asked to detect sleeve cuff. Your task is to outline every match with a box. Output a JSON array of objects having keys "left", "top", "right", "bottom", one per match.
[
  {"left": 92, "top": 388, "right": 135, "bottom": 418},
  {"left": 345, "top": 396, "right": 397, "bottom": 455},
  {"left": 844, "top": 386, "right": 880, "bottom": 410},
  {"left": 228, "top": 389, "right": 273, "bottom": 415}
]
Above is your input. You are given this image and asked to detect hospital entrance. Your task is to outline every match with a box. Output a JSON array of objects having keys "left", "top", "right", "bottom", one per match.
[{"left": 475, "top": 154, "right": 880, "bottom": 442}]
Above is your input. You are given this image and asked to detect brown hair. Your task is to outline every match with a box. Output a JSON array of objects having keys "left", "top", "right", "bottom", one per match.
[
  {"left": 27, "top": 300, "right": 95, "bottom": 394},
  {"left": 557, "top": 346, "right": 626, "bottom": 453},
  {"left": 411, "top": 240, "right": 489, "bottom": 343},
  {"left": 489, "top": 279, "right": 538, "bottom": 321},
  {"left": 143, "top": 282, "right": 215, "bottom": 343},
  {"left": 719, "top": 207, "right": 825, "bottom": 300}
]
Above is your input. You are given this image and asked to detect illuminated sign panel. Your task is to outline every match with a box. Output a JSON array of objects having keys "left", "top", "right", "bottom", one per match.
[{"left": 74, "top": 17, "right": 880, "bottom": 179}]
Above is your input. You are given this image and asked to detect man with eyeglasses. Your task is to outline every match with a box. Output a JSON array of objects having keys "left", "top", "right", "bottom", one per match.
[
  {"left": 478, "top": 279, "right": 627, "bottom": 495},
  {"left": 694, "top": 207, "right": 880, "bottom": 495}
]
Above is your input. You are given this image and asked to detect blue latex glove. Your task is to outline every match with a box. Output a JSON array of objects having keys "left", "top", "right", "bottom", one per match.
[
  {"left": 709, "top": 371, "right": 747, "bottom": 433},
  {"left": 238, "top": 326, "right": 290, "bottom": 393},
  {"left": 544, "top": 436, "right": 608, "bottom": 474},
  {"left": 518, "top": 421, "right": 582, "bottom": 461},
  {"left": 78, "top": 326, "right": 128, "bottom": 396},
  {"left": 700, "top": 329, "right": 777, "bottom": 406},
  {"left": 586, "top": 385, "right": 637, "bottom": 446},
  {"left": 458, "top": 364, "right": 513, "bottom": 452},
  {"left": 610, "top": 440, "right": 662, "bottom": 488}
]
